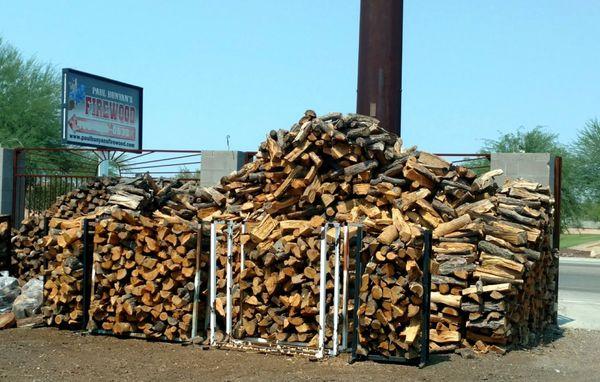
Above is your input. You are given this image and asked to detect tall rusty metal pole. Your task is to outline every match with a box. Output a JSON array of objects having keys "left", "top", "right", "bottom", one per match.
[{"left": 356, "top": 0, "right": 403, "bottom": 136}]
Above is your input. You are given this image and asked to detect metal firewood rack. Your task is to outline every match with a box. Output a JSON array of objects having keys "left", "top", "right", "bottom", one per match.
[
  {"left": 207, "top": 220, "right": 360, "bottom": 358},
  {"left": 349, "top": 229, "right": 432, "bottom": 367},
  {"left": 83, "top": 218, "right": 205, "bottom": 343}
]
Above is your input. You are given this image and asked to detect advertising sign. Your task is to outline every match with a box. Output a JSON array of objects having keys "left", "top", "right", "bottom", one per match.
[{"left": 62, "top": 68, "right": 143, "bottom": 150}]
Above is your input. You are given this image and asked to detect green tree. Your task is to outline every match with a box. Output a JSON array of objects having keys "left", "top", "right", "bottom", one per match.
[
  {"left": 480, "top": 127, "right": 578, "bottom": 230},
  {"left": 176, "top": 166, "right": 201, "bottom": 180},
  {"left": 573, "top": 119, "right": 600, "bottom": 204},
  {"left": 0, "top": 37, "right": 95, "bottom": 174},
  {"left": 0, "top": 37, "right": 61, "bottom": 148}
]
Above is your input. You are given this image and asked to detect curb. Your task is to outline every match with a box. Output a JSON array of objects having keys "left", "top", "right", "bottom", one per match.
[{"left": 559, "top": 257, "right": 600, "bottom": 264}]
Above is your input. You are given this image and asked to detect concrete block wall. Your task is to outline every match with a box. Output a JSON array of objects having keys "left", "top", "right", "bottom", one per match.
[
  {"left": 200, "top": 151, "right": 246, "bottom": 188},
  {"left": 490, "top": 153, "right": 555, "bottom": 192}
]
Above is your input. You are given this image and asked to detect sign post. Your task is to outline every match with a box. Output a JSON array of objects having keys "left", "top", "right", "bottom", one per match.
[{"left": 62, "top": 68, "right": 143, "bottom": 151}]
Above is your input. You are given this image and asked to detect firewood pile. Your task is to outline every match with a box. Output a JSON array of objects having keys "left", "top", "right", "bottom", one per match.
[
  {"left": 222, "top": 218, "right": 348, "bottom": 349},
  {"left": 40, "top": 219, "right": 87, "bottom": 326},
  {"left": 461, "top": 179, "right": 556, "bottom": 353},
  {"left": 53, "top": 178, "right": 119, "bottom": 219},
  {"left": 180, "top": 110, "right": 493, "bottom": 358},
  {"left": 188, "top": 111, "right": 556, "bottom": 356},
  {"left": 11, "top": 177, "right": 165, "bottom": 285},
  {"left": 10, "top": 179, "right": 118, "bottom": 284},
  {"left": 35, "top": 176, "right": 164, "bottom": 327},
  {"left": 10, "top": 212, "right": 49, "bottom": 284},
  {"left": 355, "top": 233, "right": 425, "bottom": 358},
  {"left": 10, "top": 110, "right": 558, "bottom": 357},
  {"left": 88, "top": 208, "right": 203, "bottom": 341}
]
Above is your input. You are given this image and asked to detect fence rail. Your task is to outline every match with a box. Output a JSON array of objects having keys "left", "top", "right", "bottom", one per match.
[{"left": 12, "top": 148, "right": 203, "bottom": 223}]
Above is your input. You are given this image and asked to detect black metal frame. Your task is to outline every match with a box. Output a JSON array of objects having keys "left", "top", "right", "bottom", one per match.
[
  {"left": 0, "top": 215, "right": 12, "bottom": 273},
  {"left": 81, "top": 218, "right": 94, "bottom": 331},
  {"left": 84, "top": 218, "right": 200, "bottom": 343},
  {"left": 552, "top": 156, "right": 562, "bottom": 325},
  {"left": 350, "top": 229, "right": 432, "bottom": 367}
]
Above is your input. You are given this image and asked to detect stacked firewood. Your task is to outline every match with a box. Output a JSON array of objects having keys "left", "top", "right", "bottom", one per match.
[
  {"left": 10, "top": 180, "right": 116, "bottom": 283},
  {"left": 52, "top": 178, "right": 118, "bottom": 219},
  {"left": 356, "top": 232, "right": 425, "bottom": 358},
  {"left": 39, "top": 176, "right": 167, "bottom": 328},
  {"left": 10, "top": 212, "right": 49, "bottom": 283},
  {"left": 429, "top": 206, "right": 489, "bottom": 352},
  {"left": 186, "top": 111, "right": 501, "bottom": 358},
  {"left": 198, "top": 111, "right": 556, "bottom": 356},
  {"left": 10, "top": 177, "right": 161, "bottom": 285},
  {"left": 229, "top": 218, "right": 329, "bottom": 345},
  {"left": 88, "top": 208, "right": 203, "bottom": 341},
  {"left": 461, "top": 179, "right": 556, "bottom": 352},
  {"left": 426, "top": 174, "right": 490, "bottom": 352},
  {"left": 12, "top": 110, "right": 557, "bottom": 355},
  {"left": 40, "top": 220, "right": 87, "bottom": 326},
  {"left": 208, "top": 218, "right": 363, "bottom": 351}
]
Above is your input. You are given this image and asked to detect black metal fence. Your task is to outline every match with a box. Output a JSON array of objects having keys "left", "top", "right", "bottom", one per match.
[{"left": 12, "top": 148, "right": 203, "bottom": 223}]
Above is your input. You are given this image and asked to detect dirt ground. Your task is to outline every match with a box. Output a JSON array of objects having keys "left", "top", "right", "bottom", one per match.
[{"left": 1, "top": 327, "right": 599, "bottom": 381}]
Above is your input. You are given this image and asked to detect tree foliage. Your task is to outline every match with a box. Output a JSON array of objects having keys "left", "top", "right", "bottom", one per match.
[
  {"left": 481, "top": 126, "right": 562, "bottom": 154},
  {"left": 572, "top": 119, "right": 600, "bottom": 202},
  {"left": 0, "top": 37, "right": 62, "bottom": 148},
  {"left": 0, "top": 37, "right": 95, "bottom": 174}
]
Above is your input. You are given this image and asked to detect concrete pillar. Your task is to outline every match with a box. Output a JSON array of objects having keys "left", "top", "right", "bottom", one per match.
[
  {"left": 491, "top": 153, "right": 561, "bottom": 252},
  {"left": 200, "top": 151, "right": 246, "bottom": 188},
  {"left": 490, "top": 153, "right": 555, "bottom": 192}
]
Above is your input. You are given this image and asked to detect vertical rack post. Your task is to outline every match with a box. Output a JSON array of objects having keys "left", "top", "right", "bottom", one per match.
[
  {"left": 236, "top": 222, "right": 247, "bottom": 339},
  {"left": 209, "top": 221, "right": 217, "bottom": 345},
  {"left": 419, "top": 230, "right": 432, "bottom": 368},
  {"left": 0, "top": 215, "right": 12, "bottom": 274},
  {"left": 332, "top": 224, "right": 341, "bottom": 356},
  {"left": 349, "top": 226, "right": 363, "bottom": 363},
  {"left": 191, "top": 223, "right": 202, "bottom": 339},
  {"left": 552, "top": 156, "right": 562, "bottom": 325},
  {"left": 225, "top": 221, "right": 233, "bottom": 338},
  {"left": 341, "top": 224, "right": 350, "bottom": 351},
  {"left": 317, "top": 224, "right": 328, "bottom": 358},
  {"left": 240, "top": 223, "right": 246, "bottom": 272},
  {"left": 81, "top": 218, "right": 93, "bottom": 331}
]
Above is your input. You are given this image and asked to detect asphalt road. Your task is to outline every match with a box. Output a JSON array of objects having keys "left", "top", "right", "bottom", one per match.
[{"left": 558, "top": 257, "right": 600, "bottom": 330}]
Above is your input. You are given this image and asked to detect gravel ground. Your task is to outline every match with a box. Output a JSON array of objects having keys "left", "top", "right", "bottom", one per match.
[{"left": 1, "top": 327, "right": 599, "bottom": 381}]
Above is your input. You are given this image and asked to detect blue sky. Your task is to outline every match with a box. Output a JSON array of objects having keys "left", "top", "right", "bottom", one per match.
[{"left": 1, "top": 1, "right": 598, "bottom": 154}]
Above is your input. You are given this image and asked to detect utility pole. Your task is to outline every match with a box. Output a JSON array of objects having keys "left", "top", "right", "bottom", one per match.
[{"left": 356, "top": 0, "right": 403, "bottom": 136}]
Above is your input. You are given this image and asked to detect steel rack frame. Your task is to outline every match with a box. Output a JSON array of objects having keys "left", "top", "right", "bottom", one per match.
[{"left": 208, "top": 220, "right": 359, "bottom": 358}]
